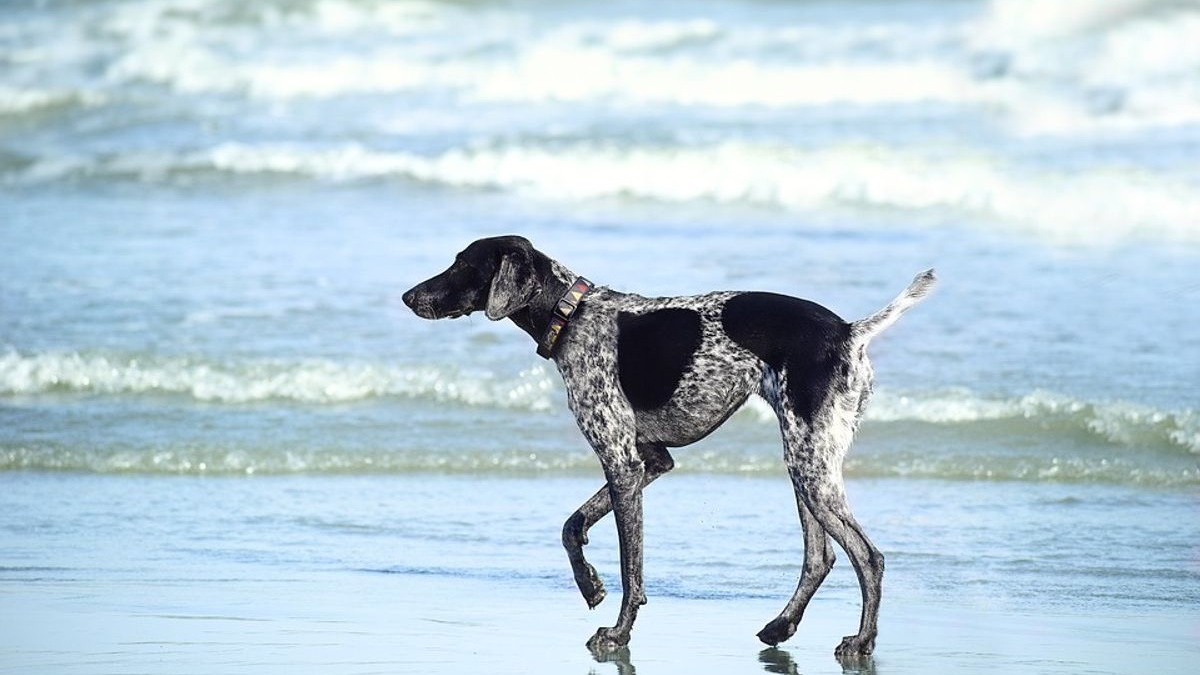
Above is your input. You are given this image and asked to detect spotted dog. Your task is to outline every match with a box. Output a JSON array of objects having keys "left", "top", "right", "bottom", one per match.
[{"left": 402, "top": 235, "right": 935, "bottom": 657}]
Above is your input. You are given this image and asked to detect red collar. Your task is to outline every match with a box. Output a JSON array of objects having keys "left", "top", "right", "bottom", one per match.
[{"left": 537, "top": 278, "right": 592, "bottom": 359}]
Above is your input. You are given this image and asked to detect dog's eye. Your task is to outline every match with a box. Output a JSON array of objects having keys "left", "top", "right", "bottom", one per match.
[{"left": 452, "top": 258, "right": 483, "bottom": 281}]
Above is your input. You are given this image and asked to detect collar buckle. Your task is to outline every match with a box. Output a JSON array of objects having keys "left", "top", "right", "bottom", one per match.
[{"left": 537, "top": 277, "right": 592, "bottom": 359}]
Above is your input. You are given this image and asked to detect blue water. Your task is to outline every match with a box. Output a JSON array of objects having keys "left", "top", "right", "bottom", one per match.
[{"left": 2, "top": 1, "right": 1199, "bottom": 671}]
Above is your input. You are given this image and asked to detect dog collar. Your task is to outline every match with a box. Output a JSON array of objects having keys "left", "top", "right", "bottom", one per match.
[{"left": 537, "top": 277, "right": 592, "bottom": 359}]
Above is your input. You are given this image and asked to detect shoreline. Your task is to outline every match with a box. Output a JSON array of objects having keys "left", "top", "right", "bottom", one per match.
[
  {"left": 3, "top": 565, "right": 1196, "bottom": 675},
  {"left": 3, "top": 472, "right": 1197, "bottom": 675}
]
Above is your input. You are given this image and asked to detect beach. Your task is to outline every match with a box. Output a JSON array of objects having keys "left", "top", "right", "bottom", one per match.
[
  {"left": 3, "top": 0, "right": 1199, "bottom": 673},
  {"left": 3, "top": 473, "right": 1197, "bottom": 675}
]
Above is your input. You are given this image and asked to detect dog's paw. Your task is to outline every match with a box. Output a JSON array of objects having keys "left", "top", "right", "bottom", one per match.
[
  {"left": 574, "top": 563, "right": 607, "bottom": 609},
  {"left": 756, "top": 616, "right": 796, "bottom": 646},
  {"left": 586, "top": 626, "right": 630, "bottom": 652},
  {"left": 834, "top": 632, "right": 876, "bottom": 658}
]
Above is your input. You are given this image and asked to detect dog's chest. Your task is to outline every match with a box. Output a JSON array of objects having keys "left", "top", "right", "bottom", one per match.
[{"left": 555, "top": 291, "right": 760, "bottom": 447}]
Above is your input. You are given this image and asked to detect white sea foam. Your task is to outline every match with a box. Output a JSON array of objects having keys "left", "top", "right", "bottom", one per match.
[
  {"left": 746, "top": 387, "right": 1200, "bottom": 455},
  {"left": 86, "top": 0, "right": 971, "bottom": 106},
  {"left": 0, "top": 351, "right": 559, "bottom": 410},
  {"left": 3, "top": 350, "right": 1195, "bottom": 456},
  {"left": 18, "top": 140, "right": 1196, "bottom": 246},
  {"left": 4, "top": 441, "right": 1195, "bottom": 484},
  {"left": 85, "top": 0, "right": 1200, "bottom": 133},
  {"left": 0, "top": 87, "right": 74, "bottom": 115},
  {"left": 470, "top": 47, "right": 971, "bottom": 107},
  {"left": 973, "top": 0, "right": 1200, "bottom": 134},
  {"left": 98, "top": 29, "right": 973, "bottom": 106},
  {"left": 8, "top": 0, "right": 1200, "bottom": 138},
  {"left": 979, "top": 0, "right": 1173, "bottom": 40}
]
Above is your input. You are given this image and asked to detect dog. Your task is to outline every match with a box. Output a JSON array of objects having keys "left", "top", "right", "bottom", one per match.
[{"left": 403, "top": 235, "right": 935, "bottom": 657}]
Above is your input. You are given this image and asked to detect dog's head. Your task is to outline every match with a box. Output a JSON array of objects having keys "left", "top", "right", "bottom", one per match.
[{"left": 403, "top": 235, "right": 543, "bottom": 321}]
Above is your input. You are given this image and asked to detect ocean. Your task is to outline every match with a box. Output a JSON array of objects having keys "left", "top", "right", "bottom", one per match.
[{"left": 1, "top": 1, "right": 1198, "bottom": 673}]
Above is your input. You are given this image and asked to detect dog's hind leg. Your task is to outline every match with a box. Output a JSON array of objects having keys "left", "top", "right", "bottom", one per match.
[
  {"left": 793, "top": 419, "right": 884, "bottom": 658},
  {"left": 756, "top": 478, "right": 836, "bottom": 646},
  {"left": 802, "top": 474, "right": 884, "bottom": 658},
  {"left": 563, "top": 445, "right": 674, "bottom": 610},
  {"left": 758, "top": 366, "right": 882, "bottom": 657},
  {"left": 755, "top": 369, "right": 838, "bottom": 646}
]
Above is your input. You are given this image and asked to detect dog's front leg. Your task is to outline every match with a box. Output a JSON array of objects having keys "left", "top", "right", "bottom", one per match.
[
  {"left": 564, "top": 445, "right": 674, "bottom": 611},
  {"left": 563, "top": 487, "right": 612, "bottom": 610},
  {"left": 586, "top": 459, "right": 646, "bottom": 652},
  {"left": 558, "top": 345, "right": 649, "bottom": 651}
]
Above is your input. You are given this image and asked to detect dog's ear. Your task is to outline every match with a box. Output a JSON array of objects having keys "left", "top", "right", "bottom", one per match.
[{"left": 486, "top": 249, "right": 539, "bottom": 320}]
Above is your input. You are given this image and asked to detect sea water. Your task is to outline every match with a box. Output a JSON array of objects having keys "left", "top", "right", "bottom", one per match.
[{"left": 2, "top": 1, "right": 1198, "bottom": 672}]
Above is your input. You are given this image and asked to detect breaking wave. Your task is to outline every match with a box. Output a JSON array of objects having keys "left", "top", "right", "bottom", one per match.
[
  {"left": 10, "top": 141, "right": 1199, "bottom": 245},
  {"left": 972, "top": 0, "right": 1200, "bottom": 133},
  {"left": 0, "top": 350, "right": 558, "bottom": 409},
  {"left": 751, "top": 388, "right": 1200, "bottom": 456},
  {"left": 7, "top": 0, "right": 1200, "bottom": 133},
  {"left": 3, "top": 350, "right": 1197, "bottom": 459}
]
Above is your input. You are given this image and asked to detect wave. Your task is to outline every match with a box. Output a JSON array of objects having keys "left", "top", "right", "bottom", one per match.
[
  {"left": 11, "top": 140, "right": 1198, "bottom": 245},
  {"left": 0, "top": 0, "right": 963, "bottom": 107},
  {"left": 751, "top": 388, "right": 1199, "bottom": 456},
  {"left": 978, "top": 0, "right": 1195, "bottom": 43},
  {"left": 82, "top": 0, "right": 1200, "bottom": 127},
  {"left": 102, "top": 33, "right": 972, "bottom": 106},
  {"left": 0, "top": 86, "right": 101, "bottom": 117},
  {"left": 5, "top": 0, "right": 1200, "bottom": 138},
  {"left": 0, "top": 445, "right": 599, "bottom": 477},
  {"left": 972, "top": 0, "right": 1200, "bottom": 134},
  {"left": 3, "top": 350, "right": 1197, "bottom": 457},
  {"left": 86, "top": 0, "right": 969, "bottom": 106},
  {"left": 3, "top": 440, "right": 1195, "bottom": 486},
  {"left": 0, "top": 350, "right": 558, "bottom": 409}
]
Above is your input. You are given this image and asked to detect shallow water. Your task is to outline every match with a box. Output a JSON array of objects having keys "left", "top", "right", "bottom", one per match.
[
  {"left": 2, "top": 0, "right": 1199, "bottom": 672},
  {"left": 2, "top": 473, "right": 1197, "bottom": 674}
]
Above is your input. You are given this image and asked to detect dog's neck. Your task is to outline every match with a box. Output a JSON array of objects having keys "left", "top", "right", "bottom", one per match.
[{"left": 507, "top": 257, "right": 580, "bottom": 347}]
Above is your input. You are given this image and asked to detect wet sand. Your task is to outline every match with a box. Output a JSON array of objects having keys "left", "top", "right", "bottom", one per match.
[{"left": 4, "top": 563, "right": 1195, "bottom": 675}]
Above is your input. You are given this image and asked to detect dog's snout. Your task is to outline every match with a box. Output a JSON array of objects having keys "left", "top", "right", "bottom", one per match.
[{"left": 403, "top": 285, "right": 442, "bottom": 319}]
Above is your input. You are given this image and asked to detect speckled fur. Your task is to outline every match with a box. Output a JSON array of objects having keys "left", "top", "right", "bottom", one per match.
[{"left": 403, "top": 236, "right": 935, "bottom": 657}]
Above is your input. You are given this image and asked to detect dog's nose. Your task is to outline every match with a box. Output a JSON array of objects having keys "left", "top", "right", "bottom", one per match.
[{"left": 402, "top": 288, "right": 417, "bottom": 308}]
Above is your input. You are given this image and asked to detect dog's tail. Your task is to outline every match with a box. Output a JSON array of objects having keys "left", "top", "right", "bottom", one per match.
[{"left": 849, "top": 269, "right": 936, "bottom": 346}]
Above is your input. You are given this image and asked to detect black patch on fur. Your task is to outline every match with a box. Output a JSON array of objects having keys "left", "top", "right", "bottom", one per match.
[
  {"left": 722, "top": 293, "right": 851, "bottom": 423},
  {"left": 617, "top": 308, "right": 703, "bottom": 411}
]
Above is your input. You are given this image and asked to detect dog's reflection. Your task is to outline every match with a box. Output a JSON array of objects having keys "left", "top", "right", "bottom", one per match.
[
  {"left": 588, "top": 644, "right": 634, "bottom": 675},
  {"left": 587, "top": 644, "right": 876, "bottom": 675},
  {"left": 759, "top": 647, "right": 878, "bottom": 675}
]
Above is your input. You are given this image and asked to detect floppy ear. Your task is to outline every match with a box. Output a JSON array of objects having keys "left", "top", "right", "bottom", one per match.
[{"left": 486, "top": 250, "right": 540, "bottom": 320}]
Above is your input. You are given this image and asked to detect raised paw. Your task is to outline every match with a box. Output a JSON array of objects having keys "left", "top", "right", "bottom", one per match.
[
  {"left": 756, "top": 616, "right": 797, "bottom": 646},
  {"left": 834, "top": 632, "right": 876, "bottom": 658},
  {"left": 586, "top": 626, "right": 630, "bottom": 652},
  {"left": 574, "top": 562, "right": 607, "bottom": 609}
]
